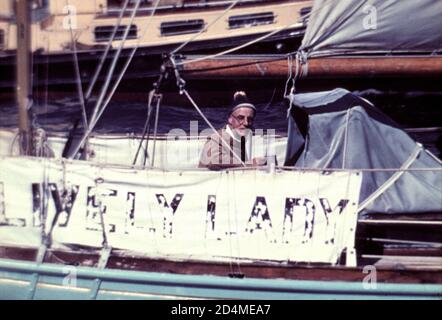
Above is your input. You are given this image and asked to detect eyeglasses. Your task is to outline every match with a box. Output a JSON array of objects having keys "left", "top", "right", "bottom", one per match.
[{"left": 231, "top": 114, "right": 255, "bottom": 124}]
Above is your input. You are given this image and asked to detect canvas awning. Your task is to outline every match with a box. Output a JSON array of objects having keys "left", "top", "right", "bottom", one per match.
[{"left": 284, "top": 88, "right": 442, "bottom": 215}]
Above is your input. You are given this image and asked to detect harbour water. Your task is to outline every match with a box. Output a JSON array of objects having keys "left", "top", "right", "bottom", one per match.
[{"left": 0, "top": 89, "right": 441, "bottom": 158}]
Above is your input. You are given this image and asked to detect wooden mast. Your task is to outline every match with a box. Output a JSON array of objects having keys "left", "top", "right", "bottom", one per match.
[{"left": 15, "top": 0, "right": 33, "bottom": 155}]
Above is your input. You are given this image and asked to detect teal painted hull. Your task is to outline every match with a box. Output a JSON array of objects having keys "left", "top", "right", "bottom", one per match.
[{"left": 0, "top": 258, "right": 441, "bottom": 300}]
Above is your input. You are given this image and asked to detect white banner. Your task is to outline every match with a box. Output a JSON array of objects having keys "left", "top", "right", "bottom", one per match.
[{"left": 0, "top": 156, "right": 362, "bottom": 264}]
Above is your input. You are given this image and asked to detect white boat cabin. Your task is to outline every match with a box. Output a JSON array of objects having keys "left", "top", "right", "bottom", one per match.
[{"left": 0, "top": 0, "right": 311, "bottom": 53}]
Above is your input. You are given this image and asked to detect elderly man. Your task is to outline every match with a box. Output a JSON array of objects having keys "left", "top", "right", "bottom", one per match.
[{"left": 199, "top": 91, "right": 266, "bottom": 169}]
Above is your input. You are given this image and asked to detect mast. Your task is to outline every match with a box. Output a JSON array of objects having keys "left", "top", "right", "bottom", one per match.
[{"left": 15, "top": 0, "right": 33, "bottom": 155}]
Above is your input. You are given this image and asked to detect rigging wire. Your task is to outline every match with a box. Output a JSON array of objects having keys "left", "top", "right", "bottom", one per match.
[
  {"left": 88, "top": 0, "right": 142, "bottom": 129},
  {"left": 99, "top": 0, "right": 162, "bottom": 106},
  {"left": 342, "top": 108, "right": 352, "bottom": 169},
  {"left": 95, "top": 0, "right": 161, "bottom": 120},
  {"left": 65, "top": 0, "right": 88, "bottom": 129},
  {"left": 177, "top": 21, "right": 304, "bottom": 66},
  {"left": 169, "top": 56, "right": 247, "bottom": 167},
  {"left": 339, "top": 169, "right": 357, "bottom": 266},
  {"left": 96, "top": 179, "right": 110, "bottom": 249},
  {"left": 181, "top": 54, "right": 288, "bottom": 74},
  {"left": 175, "top": 0, "right": 332, "bottom": 67},
  {"left": 69, "top": 0, "right": 162, "bottom": 160},
  {"left": 170, "top": 0, "right": 241, "bottom": 55},
  {"left": 182, "top": 89, "right": 246, "bottom": 167},
  {"left": 283, "top": 54, "right": 294, "bottom": 98},
  {"left": 295, "top": 0, "right": 338, "bottom": 29},
  {"left": 151, "top": 94, "right": 161, "bottom": 167},
  {"left": 84, "top": 0, "right": 131, "bottom": 102},
  {"left": 357, "top": 144, "right": 424, "bottom": 213},
  {"left": 132, "top": 91, "right": 156, "bottom": 166},
  {"left": 231, "top": 171, "right": 243, "bottom": 277},
  {"left": 226, "top": 171, "right": 237, "bottom": 276},
  {"left": 68, "top": 0, "right": 150, "bottom": 159},
  {"left": 142, "top": 112, "right": 153, "bottom": 168}
]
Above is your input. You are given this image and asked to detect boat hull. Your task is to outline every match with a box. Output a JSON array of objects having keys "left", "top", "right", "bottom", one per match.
[
  {"left": 0, "top": 29, "right": 303, "bottom": 90},
  {"left": 1, "top": 258, "right": 441, "bottom": 300}
]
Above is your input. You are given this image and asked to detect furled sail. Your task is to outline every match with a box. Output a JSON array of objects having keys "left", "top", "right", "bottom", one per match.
[
  {"left": 300, "top": 0, "right": 442, "bottom": 58},
  {"left": 284, "top": 88, "right": 442, "bottom": 215}
]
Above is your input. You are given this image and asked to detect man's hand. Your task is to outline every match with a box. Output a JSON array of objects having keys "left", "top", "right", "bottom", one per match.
[{"left": 252, "top": 157, "right": 267, "bottom": 166}]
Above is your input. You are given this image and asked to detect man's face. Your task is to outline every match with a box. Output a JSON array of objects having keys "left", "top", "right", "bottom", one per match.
[{"left": 228, "top": 107, "right": 255, "bottom": 136}]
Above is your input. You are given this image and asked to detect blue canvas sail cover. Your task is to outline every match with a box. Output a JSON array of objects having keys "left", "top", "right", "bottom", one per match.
[
  {"left": 300, "top": 0, "right": 442, "bottom": 58},
  {"left": 284, "top": 89, "right": 442, "bottom": 216}
]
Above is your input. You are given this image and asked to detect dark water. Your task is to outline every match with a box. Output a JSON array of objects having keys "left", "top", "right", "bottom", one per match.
[
  {"left": 1, "top": 89, "right": 441, "bottom": 157},
  {"left": 0, "top": 95, "right": 290, "bottom": 134}
]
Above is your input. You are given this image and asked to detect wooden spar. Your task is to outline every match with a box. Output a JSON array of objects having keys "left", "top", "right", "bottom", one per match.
[
  {"left": 15, "top": 0, "right": 33, "bottom": 155},
  {"left": 180, "top": 55, "right": 442, "bottom": 79}
]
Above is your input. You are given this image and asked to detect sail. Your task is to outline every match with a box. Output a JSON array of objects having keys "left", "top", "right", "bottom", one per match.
[
  {"left": 284, "top": 88, "right": 442, "bottom": 216},
  {"left": 300, "top": 0, "right": 442, "bottom": 58}
]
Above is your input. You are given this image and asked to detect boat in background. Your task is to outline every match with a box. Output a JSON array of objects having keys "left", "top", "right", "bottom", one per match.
[{"left": 0, "top": 0, "right": 312, "bottom": 91}]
